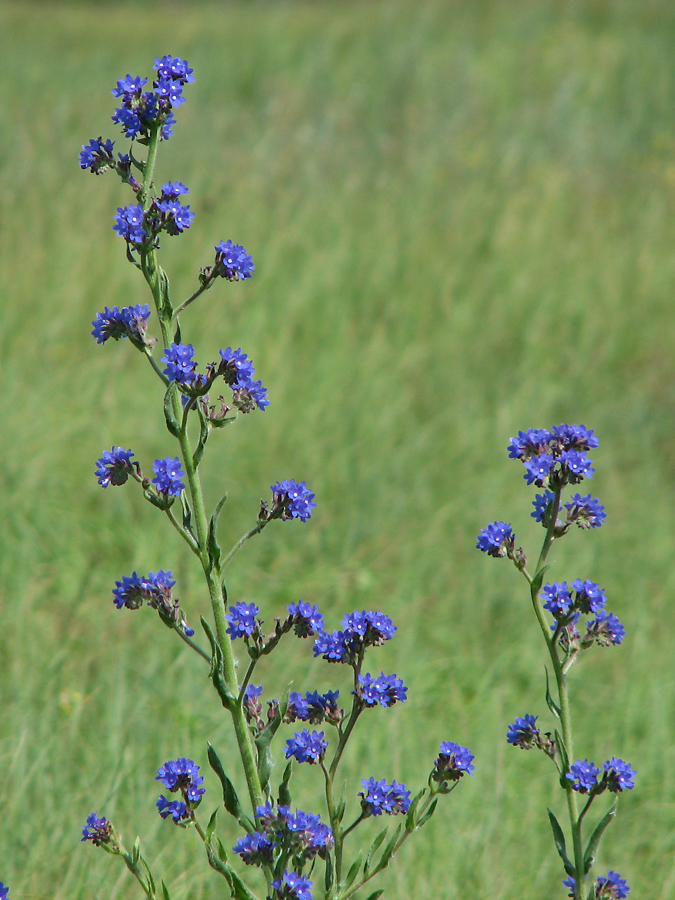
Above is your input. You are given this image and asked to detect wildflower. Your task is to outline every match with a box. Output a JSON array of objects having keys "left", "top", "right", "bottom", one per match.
[
  {"left": 585, "top": 612, "right": 625, "bottom": 647},
  {"left": 523, "top": 454, "right": 556, "bottom": 486},
  {"left": 506, "top": 714, "right": 540, "bottom": 749},
  {"left": 312, "top": 630, "right": 348, "bottom": 662},
  {"left": 161, "top": 342, "right": 198, "bottom": 385},
  {"left": 531, "top": 490, "right": 556, "bottom": 524},
  {"left": 287, "top": 600, "right": 324, "bottom": 637},
  {"left": 356, "top": 672, "right": 407, "bottom": 707},
  {"left": 541, "top": 582, "right": 573, "bottom": 618},
  {"left": 571, "top": 579, "right": 606, "bottom": 614},
  {"left": 218, "top": 347, "right": 269, "bottom": 412},
  {"left": 156, "top": 796, "right": 189, "bottom": 823},
  {"left": 156, "top": 757, "right": 205, "bottom": 802},
  {"left": 151, "top": 457, "right": 185, "bottom": 496},
  {"left": 433, "top": 741, "right": 475, "bottom": 782},
  {"left": 476, "top": 521, "right": 514, "bottom": 557},
  {"left": 91, "top": 304, "right": 151, "bottom": 344},
  {"left": 214, "top": 240, "right": 255, "bottom": 281},
  {"left": 113, "top": 204, "right": 147, "bottom": 244},
  {"left": 603, "top": 758, "right": 636, "bottom": 792},
  {"left": 360, "top": 778, "right": 411, "bottom": 816},
  {"left": 270, "top": 480, "right": 316, "bottom": 521},
  {"left": 226, "top": 602, "right": 260, "bottom": 639},
  {"left": 284, "top": 730, "right": 328, "bottom": 764},
  {"left": 271, "top": 871, "right": 313, "bottom": 900},
  {"left": 508, "top": 424, "right": 598, "bottom": 487},
  {"left": 565, "top": 759, "right": 600, "bottom": 793},
  {"left": 95, "top": 447, "right": 138, "bottom": 487},
  {"left": 81, "top": 812, "right": 115, "bottom": 846},
  {"left": 79, "top": 137, "right": 116, "bottom": 173},
  {"left": 232, "top": 830, "right": 274, "bottom": 865},
  {"left": 595, "top": 871, "right": 630, "bottom": 898},
  {"left": 564, "top": 493, "right": 606, "bottom": 528}
]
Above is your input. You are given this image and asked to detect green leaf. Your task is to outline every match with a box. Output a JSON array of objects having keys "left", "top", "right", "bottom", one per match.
[
  {"left": 405, "top": 789, "right": 426, "bottom": 830},
  {"left": 378, "top": 822, "right": 403, "bottom": 869},
  {"left": 163, "top": 382, "right": 182, "bottom": 438},
  {"left": 547, "top": 809, "right": 575, "bottom": 877},
  {"left": 201, "top": 618, "right": 234, "bottom": 710},
  {"left": 531, "top": 565, "right": 550, "bottom": 597},
  {"left": 180, "top": 493, "right": 193, "bottom": 536},
  {"left": 193, "top": 405, "right": 211, "bottom": 469},
  {"left": 363, "top": 891, "right": 385, "bottom": 900},
  {"left": 277, "top": 760, "right": 293, "bottom": 808},
  {"left": 364, "top": 827, "right": 388, "bottom": 878},
  {"left": 545, "top": 667, "right": 562, "bottom": 719},
  {"left": 324, "top": 849, "right": 334, "bottom": 892},
  {"left": 205, "top": 808, "right": 218, "bottom": 842},
  {"left": 210, "top": 414, "right": 238, "bottom": 429},
  {"left": 131, "top": 836, "right": 141, "bottom": 866},
  {"left": 207, "top": 493, "right": 228, "bottom": 574},
  {"left": 415, "top": 797, "right": 438, "bottom": 829},
  {"left": 161, "top": 881, "right": 172, "bottom": 900},
  {"left": 554, "top": 729, "right": 570, "bottom": 778},
  {"left": 344, "top": 852, "right": 362, "bottom": 889},
  {"left": 584, "top": 800, "right": 617, "bottom": 873},
  {"left": 208, "top": 744, "right": 250, "bottom": 828}
]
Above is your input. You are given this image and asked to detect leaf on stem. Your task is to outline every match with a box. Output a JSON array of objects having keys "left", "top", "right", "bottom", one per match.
[
  {"left": 277, "top": 760, "right": 293, "bottom": 808},
  {"left": 547, "top": 809, "right": 575, "bottom": 877},
  {"left": 363, "top": 891, "right": 385, "bottom": 900},
  {"left": 207, "top": 493, "right": 228, "bottom": 573},
  {"left": 205, "top": 808, "right": 218, "bottom": 842},
  {"left": 193, "top": 405, "right": 210, "bottom": 469},
  {"left": 207, "top": 743, "right": 252, "bottom": 831},
  {"left": 554, "top": 729, "right": 570, "bottom": 779},
  {"left": 324, "top": 848, "right": 334, "bottom": 892},
  {"left": 404, "top": 789, "right": 426, "bottom": 830},
  {"left": 545, "top": 667, "right": 562, "bottom": 719},
  {"left": 531, "top": 565, "right": 550, "bottom": 597},
  {"left": 161, "top": 882, "right": 172, "bottom": 900},
  {"left": 378, "top": 822, "right": 403, "bottom": 869},
  {"left": 163, "top": 382, "right": 182, "bottom": 438},
  {"left": 415, "top": 797, "right": 438, "bottom": 829},
  {"left": 584, "top": 799, "right": 617, "bottom": 874},
  {"left": 201, "top": 617, "right": 235, "bottom": 710},
  {"left": 363, "top": 827, "right": 388, "bottom": 878},
  {"left": 344, "top": 852, "right": 363, "bottom": 889}
]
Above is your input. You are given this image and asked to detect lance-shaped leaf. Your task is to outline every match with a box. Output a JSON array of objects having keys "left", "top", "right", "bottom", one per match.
[
  {"left": 193, "top": 405, "right": 211, "bottom": 469},
  {"left": 344, "top": 852, "right": 362, "bottom": 890},
  {"left": 161, "top": 881, "right": 172, "bottom": 900},
  {"left": 207, "top": 492, "right": 228, "bottom": 574},
  {"left": 584, "top": 800, "right": 617, "bottom": 873},
  {"left": 254, "top": 685, "right": 290, "bottom": 794},
  {"left": 324, "top": 848, "right": 334, "bottom": 893},
  {"left": 405, "top": 789, "right": 427, "bottom": 831},
  {"left": 531, "top": 564, "right": 550, "bottom": 598},
  {"left": 363, "top": 891, "right": 384, "bottom": 900},
  {"left": 208, "top": 743, "right": 252, "bottom": 831},
  {"left": 377, "top": 822, "right": 403, "bottom": 870},
  {"left": 364, "top": 827, "right": 388, "bottom": 878},
  {"left": 163, "top": 382, "right": 182, "bottom": 438},
  {"left": 205, "top": 808, "right": 218, "bottom": 842},
  {"left": 415, "top": 797, "right": 438, "bottom": 830},
  {"left": 545, "top": 667, "right": 562, "bottom": 719},
  {"left": 547, "top": 809, "right": 575, "bottom": 877},
  {"left": 201, "top": 617, "right": 234, "bottom": 710},
  {"left": 206, "top": 843, "right": 260, "bottom": 900},
  {"left": 554, "top": 729, "right": 570, "bottom": 780},
  {"left": 131, "top": 836, "right": 141, "bottom": 866},
  {"left": 277, "top": 760, "right": 293, "bottom": 808}
]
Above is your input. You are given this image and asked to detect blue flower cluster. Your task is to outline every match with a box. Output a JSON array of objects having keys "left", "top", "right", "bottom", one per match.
[
  {"left": 356, "top": 672, "right": 407, "bottom": 708},
  {"left": 81, "top": 812, "right": 114, "bottom": 847},
  {"left": 112, "top": 569, "right": 193, "bottom": 636},
  {"left": 312, "top": 609, "right": 396, "bottom": 666},
  {"left": 476, "top": 521, "right": 514, "bottom": 558},
  {"left": 286, "top": 600, "right": 324, "bottom": 637},
  {"left": 566, "top": 757, "right": 636, "bottom": 795},
  {"left": 564, "top": 871, "right": 630, "bottom": 899},
  {"left": 95, "top": 447, "right": 138, "bottom": 487},
  {"left": 161, "top": 342, "right": 199, "bottom": 385},
  {"left": 152, "top": 457, "right": 185, "bottom": 496},
  {"left": 541, "top": 580, "right": 625, "bottom": 648},
  {"left": 110, "top": 56, "right": 194, "bottom": 144},
  {"left": 91, "top": 304, "right": 152, "bottom": 345},
  {"left": 112, "top": 183, "right": 195, "bottom": 249},
  {"left": 284, "top": 729, "right": 329, "bottom": 764},
  {"left": 359, "top": 777, "right": 411, "bottom": 816},
  {"left": 272, "top": 871, "right": 313, "bottom": 900},
  {"left": 156, "top": 757, "right": 205, "bottom": 824},
  {"left": 532, "top": 490, "right": 606, "bottom": 530},
  {"left": 268, "top": 480, "right": 316, "bottom": 522},
  {"left": 214, "top": 240, "right": 255, "bottom": 281},
  {"left": 0, "top": 886, "right": 7, "bottom": 900},
  {"left": 218, "top": 347, "right": 269, "bottom": 412},
  {"left": 286, "top": 690, "right": 341, "bottom": 725},
  {"left": 506, "top": 714, "right": 541, "bottom": 750},
  {"left": 226, "top": 601, "right": 261, "bottom": 639},
  {"left": 432, "top": 741, "right": 476, "bottom": 783},
  {"left": 233, "top": 802, "right": 333, "bottom": 877},
  {"left": 507, "top": 424, "right": 598, "bottom": 489}
]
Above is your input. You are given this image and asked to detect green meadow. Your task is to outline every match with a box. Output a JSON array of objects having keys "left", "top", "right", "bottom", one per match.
[{"left": 2, "top": 0, "right": 675, "bottom": 896}]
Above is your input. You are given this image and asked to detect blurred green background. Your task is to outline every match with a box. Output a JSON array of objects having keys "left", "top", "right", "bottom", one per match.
[{"left": 1, "top": 0, "right": 675, "bottom": 896}]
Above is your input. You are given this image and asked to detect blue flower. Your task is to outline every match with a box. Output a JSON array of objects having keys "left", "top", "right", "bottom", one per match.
[
  {"left": 232, "top": 830, "right": 274, "bottom": 865},
  {"left": 433, "top": 741, "right": 475, "bottom": 781},
  {"left": 585, "top": 612, "right": 625, "bottom": 647},
  {"left": 506, "top": 714, "right": 540, "bottom": 749},
  {"left": 357, "top": 672, "right": 407, "bottom": 707},
  {"left": 551, "top": 423, "right": 599, "bottom": 452},
  {"left": 113, "top": 204, "right": 147, "bottom": 244},
  {"left": 312, "top": 630, "right": 348, "bottom": 662},
  {"left": 95, "top": 447, "right": 137, "bottom": 487},
  {"left": 271, "top": 480, "right": 316, "bottom": 522},
  {"left": 161, "top": 342, "right": 198, "bottom": 385},
  {"left": 566, "top": 759, "right": 600, "bottom": 793},
  {"left": 156, "top": 796, "right": 189, "bottom": 823},
  {"left": 571, "top": 579, "right": 606, "bottom": 614},
  {"left": 152, "top": 457, "right": 185, "bottom": 496},
  {"left": 0, "top": 885, "right": 8, "bottom": 900},
  {"left": 284, "top": 730, "right": 328, "bottom": 764},
  {"left": 531, "top": 490, "right": 556, "bottom": 524},
  {"left": 154, "top": 56, "right": 195, "bottom": 85},
  {"left": 156, "top": 757, "right": 205, "bottom": 802},
  {"left": 287, "top": 600, "right": 324, "bottom": 636},
  {"left": 560, "top": 449, "right": 595, "bottom": 482},
  {"left": 91, "top": 304, "right": 151, "bottom": 344},
  {"left": 541, "top": 582, "right": 573, "bottom": 618},
  {"left": 595, "top": 871, "right": 630, "bottom": 898},
  {"left": 79, "top": 137, "right": 115, "bottom": 173},
  {"left": 523, "top": 453, "right": 556, "bottom": 486},
  {"left": 564, "top": 493, "right": 606, "bottom": 528},
  {"left": 214, "top": 240, "right": 255, "bottom": 281},
  {"left": 271, "top": 871, "right": 313, "bottom": 900},
  {"left": 360, "top": 777, "right": 411, "bottom": 816},
  {"left": 218, "top": 347, "right": 269, "bottom": 412},
  {"left": 226, "top": 602, "right": 260, "bottom": 639},
  {"left": 603, "top": 758, "right": 635, "bottom": 792},
  {"left": 509, "top": 424, "right": 598, "bottom": 487},
  {"left": 81, "top": 812, "right": 113, "bottom": 845},
  {"left": 112, "top": 571, "right": 147, "bottom": 610},
  {"left": 476, "top": 521, "right": 514, "bottom": 557},
  {"left": 507, "top": 428, "right": 553, "bottom": 460},
  {"left": 161, "top": 181, "right": 189, "bottom": 198}
]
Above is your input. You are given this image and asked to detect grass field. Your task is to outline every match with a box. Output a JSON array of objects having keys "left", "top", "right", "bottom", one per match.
[{"left": 2, "top": 0, "right": 675, "bottom": 896}]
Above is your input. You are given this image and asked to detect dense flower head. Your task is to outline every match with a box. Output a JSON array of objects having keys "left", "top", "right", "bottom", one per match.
[
  {"left": 156, "top": 796, "right": 189, "bottom": 823},
  {"left": 156, "top": 757, "right": 205, "bottom": 801},
  {"left": 270, "top": 480, "right": 316, "bottom": 521},
  {"left": 271, "top": 871, "right": 313, "bottom": 900},
  {"left": 217, "top": 347, "right": 269, "bottom": 412},
  {"left": 79, "top": 137, "right": 116, "bottom": 173},
  {"left": 226, "top": 602, "right": 260, "bottom": 639},
  {"left": 287, "top": 601, "right": 324, "bottom": 637},
  {"left": 154, "top": 196, "right": 195, "bottom": 235},
  {"left": 542, "top": 582, "right": 573, "bottom": 618},
  {"left": 95, "top": 447, "right": 137, "bottom": 487},
  {"left": 312, "top": 630, "right": 348, "bottom": 662},
  {"left": 233, "top": 830, "right": 274, "bottom": 865},
  {"left": 564, "top": 493, "right": 607, "bottom": 528},
  {"left": 214, "top": 240, "right": 255, "bottom": 281},
  {"left": 162, "top": 342, "right": 198, "bottom": 385},
  {"left": 113, "top": 204, "right": 147, "bottom": 244},
  {"left": 603, "top": 758, "right": 636, "bottom": 792},
  {"left": 357, "top": 672, "right": 407, "bottom": 707},
  {"left": 91, "top": 303, "right": 152, "bottom": 344},
  {"left": 242, "top": 803, "right": 334, "bottom": 866},
  {"left": 595, "top": 871, "right": 630, "bottom": 899},
  {"left": 506, "top": 714, "right": 540, "bottom": 749},
  {"left": 341, "top": 610, "right": 397, "bottom": 645},
  {"left": 508, "top": 424, "right": 598, "bottom": 488},
  {"left": 286, "top": 690, "right": 340, "bottom": 725},
  {"left": 435, "top": 741, "right": 476, "bottom": 780},
  {"left": 110, "top": 58, "right": 193, "bottom": 144},
  {"left": 154, "top": 55, "right": 195, "bottom": 85},
  {"left": 571, "top": 579, "right": 606, "bottom": 614},
  {"left": 360, "top": 777, "right": 411, "bottom": 816},
  {"left": 284, "top": 729, "right": 328, "bottom": 764},
  {"left": 584, "top": 612, "right": 625, "bottom": 647},
  {"left": 112, "top": 569, "right": 175, "bottom": 611},
  {"left": 566, "top": 759, "right": 601, "bottom": 793},
  {"left": 151, "top": 457, "right": 185, "bottom": 496},
  {"left": 476, "top": 521, "right": 514, "bottom": 558},
  {"left": 81, "top": 812, "right": 114, "bottom": 846}
]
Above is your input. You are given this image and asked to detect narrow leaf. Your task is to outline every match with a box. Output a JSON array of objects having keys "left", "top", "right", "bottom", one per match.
[
  {"left": 363, "top": 891, "right": 385, "bottom": 900},
  {"left": 208, "top": 744, "right": 248, "bottom": 826},
  {"left": 545, "top": 667, "right": 562, "bottom": 719},
  {"left": 207, "top": 493, "right": 228, "bottom": 574},
  {"left": 415, "top": 797, "right": 438, "bottom": 829},
  {"left": 163, "top": 382, "right": 181, "bottom": 437},
  {"left": 161, "top": 882, "right": 172, "bottom": 900},
  {"left": 554, "top": 729, "right": 570, "bottom": 778},
  {"left": 547, "top": 808, "right": 574, "bottom": 874},
  {"left": 277, "top": 760, "right": 293, "bottom": 808},
  {"left": 531, "top": 565, "right": 550, "bottom": 597},
  {"left": 131, "top": 836, "right": 141, "bottom": 866},
  {"left": 364, "top": 827, "right": 388, "bottom": 878},
  {"left": 324, "top": 849, "right": 334, "bottom": 892},
  {"left": 378, "top": 822, "right": 403, "bottom": 869},
  {"left": 584, "top": 800, "right": 617, "bottom": 873},
  {"left": 405, "top": 789, "right": 426, "bottom": 830},
  {"left": 205, "top": 808, "right": 218, "bottom": 842},
  {"left": 192, "top": 406, "right": 211, "bottom": 469},
  {"left": 344, "top": 853, "right": 362, "bottom": 889}
]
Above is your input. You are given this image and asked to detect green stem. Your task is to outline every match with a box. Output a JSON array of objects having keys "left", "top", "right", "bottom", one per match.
[
  {"left": 172, "top": 624, "right": 212, "bottom": 664},
  {"left": 221, "top": 521, "right": 267, "bottom": 571},
  {"left": 320, "top": 759, "right": 342, "bottom": 890}
]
